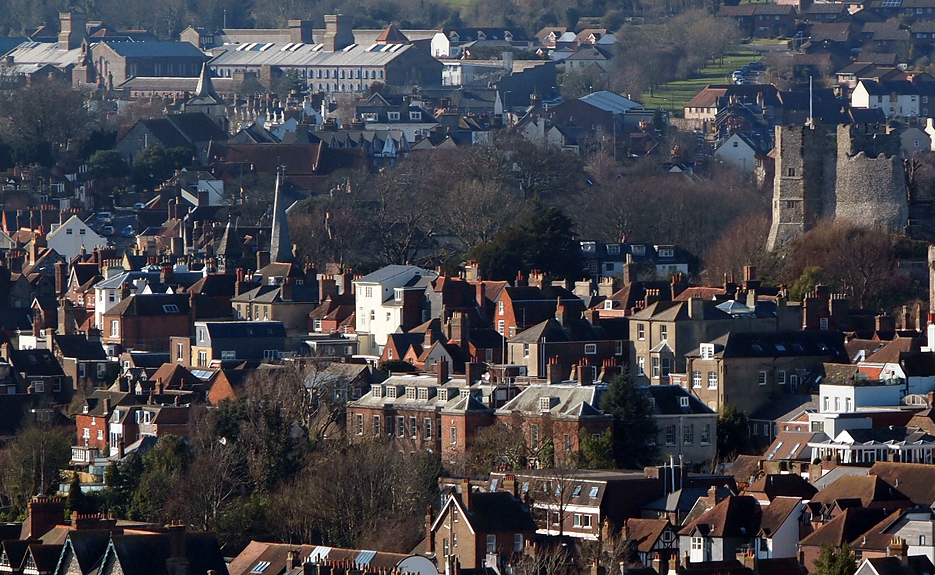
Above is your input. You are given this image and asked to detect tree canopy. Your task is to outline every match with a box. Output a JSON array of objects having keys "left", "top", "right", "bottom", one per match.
[{"left": 599, "top": 371, "right": 659, "bottom": 468}]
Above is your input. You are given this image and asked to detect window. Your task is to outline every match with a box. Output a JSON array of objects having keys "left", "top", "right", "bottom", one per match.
[
  {"left": 660, "top": 325, "right": 667, "bottom": 340},
  {"left": 820, "top": 317, "right": 829, "bottom": 330},
  {"left": 638, "top": 357, "right": 645, "bottom": 376},
  {"left": 514, "top": 534, "right": 524, "bottom": 552},
  {"left": 701, "top": 424, "right": 711, "bottom": 444},
  {"left": 410, "top": 111, "right": 422, "bottom": 120},
  {"left": 652, "top": 356, "right": 660, "bottom": 378},
  {"left": 486, "top": 534, "right": 496, "bottom": 553},
  {"left": 176, "top": 342, "right": 184, "bottom": 360},
  {"left": 252, "top": 562, "right": 271, "bottom": 573},
  {"left": 665, "top": 424, "right": 676, "bottom": 445},
  {"left": 450, "top": 426, "right": 457, "bottom": 444},
  {"left": 33, "top": 381, "right": 44, "bottom": 393},
  {"left": 551, "top": 511, "right": 561, "bottom": 525},
  {"left": 683, "top": 424, "right": 693, "bottom": 444},
  {"left": 530, "top": 423, "right": 540, "bottom": 449},
  {"left": 110, "top": 320, "right": 119, "bottom": 337},
  {"left": 418, "top": 387, "right": 428, "bottom": 400},
  {"left": 524, "top": 343, "right": 530, "bottom": 358},
  {"left": 498, "top": 320, "right": 505, "bottom": 335},
  {"left": 692, "top": 537, "right": 703, "bottom": 551},
  {"left": 758, "top": 371, "right": 767, "bottom": 386},
  {"left": 700, "top": 343, "right": 714, "bottom": 359},
  {"left": 615, "top": 341, "right": 623, "bottom": 355},
  {"left": 388, "top": 111, "right": 400, "bottom": 121},
  {"left": 83, "top": 428, "right": 90, "bottom": 439},
  {"left": 198, "top": 351, "right": 207, "bottom": 366},
  {"left": 786, "top": 167, "right": 796, "bottom": 177},
  {"left": 707, "top": 371, "right": 717, "bottom": 389},
  {"left": 66, "top": 228, "right": 73, "bottom": 235},
  {"left": 373, "top": 415, "right": 381, "bottom": 436},
  {"left": 662, "top": 357, "right": 671, "bottom": 378},
  {"left": 679, "top": 396, "right": 690, "bottom": 408},
  {"left": 53, "top": 379, "right": 61, "bottom": 392},
  {"left": 97, "top": 429, "right": 103, "bottom": 440},
  {"left": 356, "top": 413, "right": 363, "bottom": 435},
  {"left": 498, "top": 301, "right": 504, "bottom": 315},
  {"left": 221, "top": 351, "right": 236, "bottom": 360},
  {"left": 692, "top": 371, "right": 702, "bottom": 388},
  {"left": 424, "top": 418, "right": 432, "bottom": 439},
  {"left": 584, "top": 343, "right": 597, "bottom": 354},
  {"left": 540, "top": 397, "right": 552, "bottom": 411},
  {"left": 162, "top": 304, "right": 179, "bottom": 313},
  {"left": 921, "top": 536, "right": 926, "bottom": 545},
  {"left": 637, "top": 324, "right": 645, "bottom": 340},
  {"left": 778, "top": 371, "right": 786, "bottom": 385},
  {"left": 410, "top": 416, "right": 417, "bottom": 438},
  {"left": 397, "top": 416, "right": 405, "bottom": 437}
]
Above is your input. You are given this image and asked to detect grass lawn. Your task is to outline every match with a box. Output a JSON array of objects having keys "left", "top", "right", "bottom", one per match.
[{"left": 639, "top": 48, "right": 761, "bottom": 112}]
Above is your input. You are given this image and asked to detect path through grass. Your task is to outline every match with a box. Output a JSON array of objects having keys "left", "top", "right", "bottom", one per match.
[{"left": 639, "top": 48, "right": 761, "bottom": 112}]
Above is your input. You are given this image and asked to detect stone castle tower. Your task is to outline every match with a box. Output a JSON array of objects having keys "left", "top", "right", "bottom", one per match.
[{"left": 766, "top": 123, "right": 908, "bottom": 251}]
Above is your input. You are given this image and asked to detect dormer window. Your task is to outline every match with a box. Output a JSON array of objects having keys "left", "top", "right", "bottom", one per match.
[
  {"left": 406, "top": 387, "right": 416, "bottom": 399},
  {"left": 700, "top": 343, "right": 715, "bottom": 359},
  {"left": 410, "top": 111, "right": 422, "bottom": 120},
  {"left": 372, "top": 385, "right": 383, "bottom": 398},
  {"left": 539, "top": 397, "right": 553, "bottom": 411},
  {"left": 387, "top": 386, "right": 397, "bottom": 399},
  {"left": 395, "top": 288, "right": 403, "bottom": 301},
  {"left": 505, "top": 31, "right": 513, "bottom": 41},
  {"left": 679, "top": 396, "right": 690, "bottom": 408}
]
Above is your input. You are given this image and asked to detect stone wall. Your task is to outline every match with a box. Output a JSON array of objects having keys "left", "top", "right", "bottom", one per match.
[{"left": 834, "top": 151, "right": 907, "bottom": 230}]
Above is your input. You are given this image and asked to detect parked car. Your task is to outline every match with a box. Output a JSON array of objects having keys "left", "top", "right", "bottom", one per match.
[
  {"left": 96, "top": 211, "right": 113, "bottom": 223},
  {"left": 101, "top": 225, "right": 114, "bottom": 236},
  {"left": 133, "top": 202, "right": 146, "bottom": 211},
  {"left": 121, "top": 225, "right": 134, "bottom": 237}
]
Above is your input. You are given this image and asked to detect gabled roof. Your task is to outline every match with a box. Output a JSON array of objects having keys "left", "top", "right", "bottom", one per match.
[
  {"left": 811, "top": 475, "right": 910, "bottom": 508},
  {"left": 104, "top": 294, "right": 190, "bottom": 317},
  {"left": 448, "top": 491, "right": 537, "bottom": 533},
  {"left": 758, "top": 496, "right": 802, "bottom": 536},
  {"left": 799, "top": 507, "right": 891, "bottom": 548},
  {"left": 745, "top": 474, "right": 817, "bottom": 501},
  {"left": 870, "top": 462, "right": 935, "bottom": 506},
  {"left": 54, "top": 335, "right": 107, "bottom": 360},
  {"left": 625, "top": 518, "right": 674, "bottom": 553},
  {"left": 375, "top": 24, "right": 410, "bottom": 44},
  {"left": 861, "top": 556, "right": 935, "bottom": 575},
  {"left": 679, "top": 495, "right": 762, "bottom": 538},
  {"left": 8, "top": 348, "right": 66, "bottom": 376}
]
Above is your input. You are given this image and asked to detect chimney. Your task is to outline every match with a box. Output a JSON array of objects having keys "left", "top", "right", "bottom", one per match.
[
  {"left": 322, "top": 15, "right": 354, "bottom": 52},
  {"left": 54, "top": 261, "right": 67, "bottom": 295},
  {"left": 288, "top": 20, "right": 314, "bottom": 43},
  {"left": 436, "top": 356, "right": 449, "bottom": 385},
  {"left": 515, "top": 270, "right": 527, "bottom": 287},
  {"left": 466, "top": 362, "right": 483, "bottom": 384},
  {"left": 555, "top": 297, "right": 570, "bottom": 325},
  {"left": 103, "top": 396, "right": 111, "bottom": 413},
  {"left": 547, "top": 356, "right": 562, "bottom": 384},
  {"left": 578, "top": 361, "right": 593, "bottom": 385},
  {"left": 424, "top": 327, "right": 435, "bottom": 350},
  {"left": 167, "top": 523, "right": 187, "bottom": 556},
  {"left": 887, "top": 537, "right": 908, "bottom": 561},
  {"left": 281, "top": 277, "right": 294, "bottom": 301},
  {"left": 460, "top": 478, "right": 471, "bottom": 510},
  {"left": 670, "top": 272, "right": 687, "bottom": 299},
  {"left": 319, "top": 275, "right": 338, "bottom": 301},
  {"left": 257, "top": 250, "right": 270, "bottom": 270},
  {"left": 58, "top": 12, "right": 86, "bottom": 51},
  {"left": 26, "top": 497, "right": 66, "bottom": 538},
  {"left": 623, "top": 254, "right": 637, "bottom": 285},
  {"left": 288, "top": 551, "right": 302, "bottom": 569},
  {"left": 503, "top": 474, "right": 518, "bottom": 497},
  {"left": 425, "top": 506, "right": 435, "bottom": 554},
  {"left": 688, "top": 297, "right": 704, "bottom": 319}
]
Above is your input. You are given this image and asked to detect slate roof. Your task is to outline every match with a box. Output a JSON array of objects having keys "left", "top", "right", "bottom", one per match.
[
  {"left": 862, "top": 556, "right": 935, "bottom": 575},
  {"left": 54, "top": 335, "right": 107, "bottom": 360},
  {"left": 105, "top": 532, "right": 228, "bottom": 575},
  {"left": 643, "top": 385, "right": 715, "bottom": 415},
  {"left": 209, "top": 42, "right": 427, "bottom": 69},
  {"left": 497, "top": 383, "right": 609, "bottom": 419},
  {"left": 8, "top": 349, "right": 65, "bottom": 376},
  {"left": 104, "top": 294, "right": 191, "bottom": 317},
  {"left": 63, "top": 531, "right": 118, "bottom": 575},
  {"left": 203, "top": 321, "right": 286, "bottom": 339},
  {"left": 457, "top": 491, "right": 537, "bottom": 532},
  {"left": 686, "top": 330, "right": 847, "bottom": 362},
  {"left": 101, "top": 40, "right": 207, "bottom": 59}
]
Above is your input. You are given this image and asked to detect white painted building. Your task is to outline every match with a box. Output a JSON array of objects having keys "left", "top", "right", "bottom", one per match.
[
  {"left": 47, "top": 215, "right": 106, "bottom": 260},
  {"left": 851, "top": 80, "right": 920, "bottom": 118},
  {"left": 818, "top": 382, "right": 905, "bottom": 413},
  {"left": 353, "top": 265, "right": 437, "bottom": 356},
  {"left": 714, "top": 133, "right": 759, "bottom": 172}
]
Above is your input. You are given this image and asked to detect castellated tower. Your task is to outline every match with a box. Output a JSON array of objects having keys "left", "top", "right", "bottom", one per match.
[
  {"left": 766, "top": 123, "right": 908, "bottom": 251},
  {"left": 833, "top": 124, "right": 907, "bottom": 232},
  {"left": 766, "top": 125, "right": 833, "bottom": 251}
]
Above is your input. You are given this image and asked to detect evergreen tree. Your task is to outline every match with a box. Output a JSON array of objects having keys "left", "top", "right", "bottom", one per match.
[
  {"left": 716, "top": 405, "right": 750, "bottom": 459},
  {"left": 599, "top": 371, "right": 659, "bottom": 468},
  {"left": 813, "top": 543, "right": 856, "bottom": 575}
]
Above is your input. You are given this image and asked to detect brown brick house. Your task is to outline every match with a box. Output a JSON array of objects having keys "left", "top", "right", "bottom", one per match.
[
  {"left": 102, "top": 294, "right": 192, "bottom": 353},
  {"left": 428, "top": 479, "right": 536, "bottom": 570}
]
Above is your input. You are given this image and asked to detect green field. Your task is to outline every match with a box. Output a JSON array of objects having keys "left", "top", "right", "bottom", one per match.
[{"left": 639, "top": 48, "right": 762, "bottom": 112}]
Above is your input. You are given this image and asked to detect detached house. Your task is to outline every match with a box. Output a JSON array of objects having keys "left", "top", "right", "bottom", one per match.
[
  {"left": 678, "top": 495, "right": 762, "bottom": 563},
  {"left": 428, "top": 479, "right": 537, "bottom": 570},
  {"left": 353, "top": 265, "right": 438, "bottom": 356}
]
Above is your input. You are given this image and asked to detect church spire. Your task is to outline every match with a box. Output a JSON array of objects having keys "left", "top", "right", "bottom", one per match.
[
  {"left": 195, "top": 61, "right": 219, "bottom": 99},
  {"left": 270, "top": 169, "right": 292, "bottom": 263}
]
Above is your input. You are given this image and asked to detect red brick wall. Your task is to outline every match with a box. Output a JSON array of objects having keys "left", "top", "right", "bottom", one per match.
[{"left": 75, "top": 414, "right": 108, "bottom": 451}]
